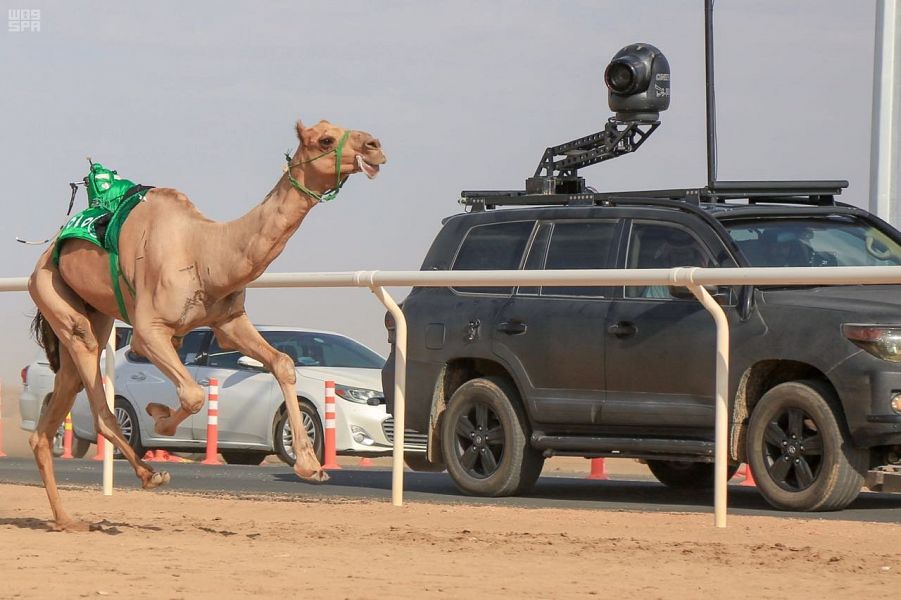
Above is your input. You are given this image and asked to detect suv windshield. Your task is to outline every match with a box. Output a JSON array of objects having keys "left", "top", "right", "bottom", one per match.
[{"left": 725, "top": 217, "right": 901, "bottom": 267}]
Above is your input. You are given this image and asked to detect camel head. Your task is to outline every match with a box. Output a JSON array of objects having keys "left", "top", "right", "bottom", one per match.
[{"left": 289, "top": 120, "right": 386, "bottom": 201}]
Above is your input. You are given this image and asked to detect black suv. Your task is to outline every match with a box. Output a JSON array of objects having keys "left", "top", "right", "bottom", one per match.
[{"left": 383, "top": 182, "right": 901, "bottom": 511}]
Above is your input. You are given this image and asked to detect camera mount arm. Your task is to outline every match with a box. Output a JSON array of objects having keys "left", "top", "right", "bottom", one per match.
[{"left": 526, "top": 118, "right": 661, "bottom": 194}]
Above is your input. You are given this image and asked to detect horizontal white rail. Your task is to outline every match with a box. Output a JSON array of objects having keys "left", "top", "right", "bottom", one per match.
[{"left": 5, "top": 265, "right": 901, "bottom": 527}]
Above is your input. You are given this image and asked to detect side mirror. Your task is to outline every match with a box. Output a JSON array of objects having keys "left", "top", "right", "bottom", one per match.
[{"left": 237, "top": 355, "right": 265, "bottom": 370}]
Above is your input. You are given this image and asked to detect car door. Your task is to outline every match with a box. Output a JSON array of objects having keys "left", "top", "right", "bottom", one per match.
[
  {"left": 190, "top": 333, "right": 280, "bottom": 445},
  {"left": 492, "top": 219, "right": 620, "bottom": 425},
  {"left": 122, "top": 329, "right": 209, "bottom": 446},
  {"left": 603, "top": 218, "right": 735, "bottom": 429}
]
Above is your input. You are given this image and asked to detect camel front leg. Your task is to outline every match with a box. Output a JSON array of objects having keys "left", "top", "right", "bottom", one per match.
[
  {"left": 213, "top": 314, "right": 328, "bottom": 482},
  {"left": 132, "top": 326, "right": 206, "bottom": 437}
]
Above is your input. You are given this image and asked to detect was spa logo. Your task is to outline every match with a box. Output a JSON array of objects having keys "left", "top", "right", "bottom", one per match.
[{"left": 8, "top": 9, "right": 40, "bottom": 33}]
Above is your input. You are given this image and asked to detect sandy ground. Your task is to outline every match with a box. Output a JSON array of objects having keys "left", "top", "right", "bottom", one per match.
[{"left": 3, "top": 388, "right": 900, "bottom": 599}]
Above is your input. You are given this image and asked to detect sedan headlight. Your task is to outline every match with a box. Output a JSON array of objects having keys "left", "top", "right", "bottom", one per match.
[
  {"left": 335, "top": 384, "right": 383, "bottom": 404},
  {"left": 842, "top": 324, "right": 901, "bottom": 362}
]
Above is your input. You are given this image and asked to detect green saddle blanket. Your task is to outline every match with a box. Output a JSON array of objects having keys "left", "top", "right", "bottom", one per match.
[
  {"left": 52, "top": 190, "right": 147, "bottom": 265},
  {"left": 52, "top": 163, "right": 152, "bottom": 324}
]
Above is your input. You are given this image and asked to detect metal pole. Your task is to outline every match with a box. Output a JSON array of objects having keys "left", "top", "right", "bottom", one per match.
[
  {"left": 370, "top": 286, "right": 407, "bottom": 507},
  {"left": 870, "top": 0, "right": 901, "bottom": 224},
  {"left": 102, "top": 328, "right": 116, "bottom": 496},
  {"left": 688, "top": 282, "right": 730, "bottom": 528},
  {"left": 705, "top": 0, "right": 718, "bottom": 189}
]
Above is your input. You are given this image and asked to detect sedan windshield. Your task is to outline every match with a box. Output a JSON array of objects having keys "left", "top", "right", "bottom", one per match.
[
  {"left": 260, "top": 331, "right": 385, "bottom": 369},
  {"left": 725, "top": 217, "right": 901, "bottom": 268}
]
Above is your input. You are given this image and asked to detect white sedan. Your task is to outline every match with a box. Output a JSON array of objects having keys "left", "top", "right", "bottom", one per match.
[{"left": 70, "top": 325, "right": 425, "bottom": 464}]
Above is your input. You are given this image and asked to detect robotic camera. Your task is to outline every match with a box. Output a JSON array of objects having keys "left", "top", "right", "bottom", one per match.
[{"left": 523, "top": 43, "right": 671, "bottom": 195}]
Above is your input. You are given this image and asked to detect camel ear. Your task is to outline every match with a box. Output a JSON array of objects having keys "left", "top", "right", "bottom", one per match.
[{"left": 295, "top": 120, "right": 306, "bottom": 142}]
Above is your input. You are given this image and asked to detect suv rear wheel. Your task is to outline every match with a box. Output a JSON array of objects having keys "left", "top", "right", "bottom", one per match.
[
  {"left": 647, "top": 460, "right": 739, "bottom": 489},
  {"left": 440, "top": 376, "right": 544, "bottom": 497},
  {"left": 747, "top": 379, "right": 867, "bottom": 511}
]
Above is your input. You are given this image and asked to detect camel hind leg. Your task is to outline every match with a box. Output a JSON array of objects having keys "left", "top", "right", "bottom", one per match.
[
  {"left": 29, "top": 254, "right": 169, "bottom": 529},
  {"left": 28, "top": 349, "right": 89, "bottom": 531}
]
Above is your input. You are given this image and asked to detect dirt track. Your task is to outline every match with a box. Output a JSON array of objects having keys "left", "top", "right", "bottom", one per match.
[
  {"left": 0, "top": 483, "right": 897, "bottom": 600},
  {"left": 3, "top": 389, "right": 900, "bottom": 599}
]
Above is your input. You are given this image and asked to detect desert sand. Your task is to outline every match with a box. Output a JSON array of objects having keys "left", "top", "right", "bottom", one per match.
[{"left": 2, "top": 388, "right": 899, "bottom": 599}]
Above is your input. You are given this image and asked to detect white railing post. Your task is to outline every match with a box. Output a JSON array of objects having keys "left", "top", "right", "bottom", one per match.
[
  {"left": 687, "top": 281, "right": 731, "bottom": 528},
  {"left": 103, "top": 327, "right": 116, "bottom": 496},
  {"left": 370, "top": 285, "right": 408, "bottom": 507}
]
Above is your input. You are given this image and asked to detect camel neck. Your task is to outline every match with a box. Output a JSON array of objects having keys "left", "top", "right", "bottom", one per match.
[{"left": 220, "top": 171, "right": 318, "bottom": 287}]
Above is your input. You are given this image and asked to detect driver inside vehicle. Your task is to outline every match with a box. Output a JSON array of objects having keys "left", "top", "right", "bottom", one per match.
[
  {"left": 761, "top": 230, "right": 813, "bottom": 267},
  {"left": 641, "top": 229, "right": 709, "bottom": 299}
]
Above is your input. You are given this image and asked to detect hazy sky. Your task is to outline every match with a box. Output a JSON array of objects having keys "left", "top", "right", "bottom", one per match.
[{"left": 0, "top": 0, "right": 882, "bottom": 389}]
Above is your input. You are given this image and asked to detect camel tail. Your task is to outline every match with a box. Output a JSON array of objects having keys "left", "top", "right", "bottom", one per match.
[{"left": 31, "top": 310, "right": 60, "bottom": 373}]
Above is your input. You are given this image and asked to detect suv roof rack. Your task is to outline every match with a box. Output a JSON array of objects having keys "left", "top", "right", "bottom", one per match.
[{"left": 459, "top": 179, "right": 849, "bottom": 212}]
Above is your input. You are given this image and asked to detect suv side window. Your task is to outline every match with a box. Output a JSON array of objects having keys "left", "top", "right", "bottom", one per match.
[
  {"left": 451, "top": 220, "right": 535, "bottom": 295},
  {"left": 625, "top": 221, "right": 714, "bottom": 299},
  {"left": 539, "top": 221, "right": 618, "bottom": 297}
]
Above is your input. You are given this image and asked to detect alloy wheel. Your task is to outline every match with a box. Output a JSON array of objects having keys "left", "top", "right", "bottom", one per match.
[
  {"left": 759, "top": 406, "right": 823, "bottom": 492},
  {"left": 283, "top": 411, "right": 317, "bottom": 461},
  {"left": 452, "top": 400, "right": 506, "bottom": 479}
]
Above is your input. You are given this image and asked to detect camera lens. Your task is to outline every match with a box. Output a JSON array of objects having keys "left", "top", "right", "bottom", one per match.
[{"left": 605, "top": 62, "right": 636, "bottom": 94}]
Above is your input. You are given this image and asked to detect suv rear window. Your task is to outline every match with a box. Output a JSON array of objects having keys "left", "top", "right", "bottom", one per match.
[
  {"left": 451, "top": 220, "right": 535, "bottom": 294},
  {"left": 540, "top": 221, "right": 618, "bottom": 297}
]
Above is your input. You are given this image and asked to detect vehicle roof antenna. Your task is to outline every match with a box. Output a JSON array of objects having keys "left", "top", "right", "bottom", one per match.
[{"left": 705, "top": 0, "right": 719, "bottom": 191}]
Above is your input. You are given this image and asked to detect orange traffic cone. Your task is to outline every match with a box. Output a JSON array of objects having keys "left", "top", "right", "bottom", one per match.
[
  {"left": 587, "top": 458, "right": 608, "bottom": 480},
  {"left": 738, "top": 463, "right": 757, "bottom": 487},
  {"left": 358, "top": 457, "right": 374, "bottom": 468}
]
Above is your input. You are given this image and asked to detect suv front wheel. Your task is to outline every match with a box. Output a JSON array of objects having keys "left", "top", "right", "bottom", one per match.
[
  {"left": 747, "top": 379, "right": 867, "bottom": 511},
  {"left": 440, "top": 376, "right": 544, "bottom": 497}
]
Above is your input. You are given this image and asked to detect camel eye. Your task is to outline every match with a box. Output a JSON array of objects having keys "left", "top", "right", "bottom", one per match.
[{"left": 320, "top": 137, "right": 334, "bottom": 148}]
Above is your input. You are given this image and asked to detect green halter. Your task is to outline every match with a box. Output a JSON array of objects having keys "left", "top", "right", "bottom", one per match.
[{"left": 283, "top": 130, "right": 350, "bottom": 203}]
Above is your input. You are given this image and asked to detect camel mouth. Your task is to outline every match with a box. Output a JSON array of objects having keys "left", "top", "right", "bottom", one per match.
[{"left": 356, "top": 155, "right": 380, "bottom": 180}]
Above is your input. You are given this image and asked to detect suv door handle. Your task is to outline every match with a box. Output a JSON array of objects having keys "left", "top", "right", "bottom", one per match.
[
  {"left": 130, "top": 372, "right": 146, "bottom": 381},
  {"left": 607, "top": 321, "right": 637, "bottom": 338},
  {"left": 497, "top": 320, "right": 527, "bottom": 335},
  {"left": 197, "top": 379, "right": 210, "bottom": 386}
]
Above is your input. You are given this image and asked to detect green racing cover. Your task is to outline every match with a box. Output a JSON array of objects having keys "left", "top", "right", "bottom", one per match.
[{"left": 52, "top": 163, "right": 150, "bottom": 323}]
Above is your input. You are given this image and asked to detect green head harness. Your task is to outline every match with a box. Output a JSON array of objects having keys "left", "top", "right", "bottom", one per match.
[{"left": 283, "top": 130, "right": 350, "bottom": 203}]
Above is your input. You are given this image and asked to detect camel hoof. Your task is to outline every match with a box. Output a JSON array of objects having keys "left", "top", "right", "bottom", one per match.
[
  {"left": 146, "top": 403, "right": 178, "bottom": 436},
  {"left": 52, "top": 519, "right": 93, "bottom": 533},
  {"left": 143, "top": 470, "right": 171, "bottom": 489},
  {"left": 294, "top": 466, "right": 329, "bottom": 483}
]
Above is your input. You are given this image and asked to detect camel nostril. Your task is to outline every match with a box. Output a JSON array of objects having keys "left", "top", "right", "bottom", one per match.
[{"left": 365, "top": 138, "right": 381, "bottom": 151}]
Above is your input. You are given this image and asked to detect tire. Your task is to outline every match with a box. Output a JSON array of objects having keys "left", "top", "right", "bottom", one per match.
[
  {"left": 51, "top": 423, "right": 65, "bottom": 457},
  {"left": 746, "top": 379, "right": 868, "bottom": 511},
  {"left": 51, "top": 425, "right": 93, "bottom": 458},
  {"left": 71, "top": 438, "right": 91, "bottom": 459},
  {"left": 221, "top": 451, "right": 267, "bottom": 465},
  {"left": 275, "top": 401, "right": 324, "bottom": 466},
  {"left": 440, "top": 376, "right": 544, "bottom": 497},
  {"left": 404, "top": 452, "right": 446, "bottom": 473},
  {"left": 647, "top": 459, "right": 740, "bottom": 489},
  {"left": 114, "top": 399, "right": 146, "bottom": 459}
]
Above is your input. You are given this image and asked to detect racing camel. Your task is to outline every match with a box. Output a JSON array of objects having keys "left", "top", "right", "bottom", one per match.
[{"left": 27, "top": 119, "right": 387, "bottom": 531}]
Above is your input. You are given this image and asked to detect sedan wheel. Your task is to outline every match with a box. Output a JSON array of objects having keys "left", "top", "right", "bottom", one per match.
[
  {"left": 275, "top": 402, "right": 324, "bottom": 466},
  {"left": 113, "top": 400, "right": 145, "bottom": 459}
]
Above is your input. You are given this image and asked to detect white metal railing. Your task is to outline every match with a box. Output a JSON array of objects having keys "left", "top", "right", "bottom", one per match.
[{"left": 4, "top": 264, "right": 901, "bottom": 527}]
